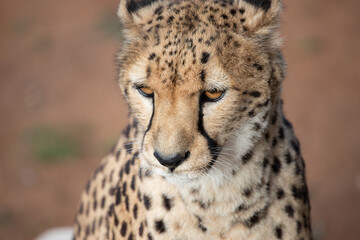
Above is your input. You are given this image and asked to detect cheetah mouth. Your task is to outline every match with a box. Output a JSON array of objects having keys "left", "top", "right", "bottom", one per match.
[
  {"left": 141, "top": 155, "right": 213, "bottom": 181},
  {"left": 151, "top": 164, "right": 217, "bottom": 183}
]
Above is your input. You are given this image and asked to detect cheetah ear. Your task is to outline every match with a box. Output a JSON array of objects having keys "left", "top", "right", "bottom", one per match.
[
  {"left": 118, "top": 0, "right": 165, "bottom": 26},
  {"left": 228, "top": 0, "right": 283, "bottom": 35}
]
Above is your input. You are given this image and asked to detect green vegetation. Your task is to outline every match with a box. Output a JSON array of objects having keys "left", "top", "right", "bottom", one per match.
[{"left": 29, "top": 126, "right": 81, "bottom": 163}]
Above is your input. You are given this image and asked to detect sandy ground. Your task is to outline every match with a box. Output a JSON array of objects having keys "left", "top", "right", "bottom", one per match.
[{"left": 0, "top": 0, "right": 359, "bottom": 239}]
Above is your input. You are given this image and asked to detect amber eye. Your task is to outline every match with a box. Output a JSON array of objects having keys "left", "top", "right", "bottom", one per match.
[
  {"left": 204, "top": 90, "right": 225, "bottom": 101},
  {"left": 137, "top": 86, "right": 154, "bottom": 97}
]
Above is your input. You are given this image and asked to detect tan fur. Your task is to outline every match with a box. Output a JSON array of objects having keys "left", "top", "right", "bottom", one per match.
[{"left": 74, "top": 1, "right": 312, "bottom": 239}]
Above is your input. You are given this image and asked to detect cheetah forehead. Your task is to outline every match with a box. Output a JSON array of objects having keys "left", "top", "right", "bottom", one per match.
[{"left": 128, "top": 53, "right": 232, "bottom": 91}]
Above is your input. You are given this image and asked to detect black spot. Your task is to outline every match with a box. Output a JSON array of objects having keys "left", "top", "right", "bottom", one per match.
[
  {"left": 200, "top": 69, "right": 206, "bottom": 82},
  {"left": 265, "top": 132, "right": 270, "bottom": 141},
  {"left": 137, "top": 190, "right": 143, "bottom": 202},
  {"left": 133, "top": 204, "right": 138, "bottom": 219},
  {"left": 291, "top": 140, "right": 300, "bottom": 155},
  {"left": 148, "top": 53, "right": 156, "bottom": 60},
  {"left": 196, "top": 215, "right": 207, "bottom": 232},
  {"left": 85, "top": 203, "right": 90, "bottom": 217},
  {"left": 249, "top": 91, "right": 261, "bottom": 97},
  {"left": 235, "top": 204, "right": 247, "bottom": 212},
  {"left": 162, "top": 194, "right": 173, "bottom": 211},
  {"left": 109, "top": 170, "right": 114, "bottom": 183},
  {"left": 265, "top": 182, "right": 271, "bottom": 192},
  {"left": 125, "top": 160, "right": 131, "bottom": 174},
  {"left": 285, "top": 152, "right": 292, "bottom": 164},
  {"left": 131, "top": 175, "right": 136, "bottom": 191},
  {"left": 85, "top": 180, "right": 91, "bottom": 194},
  {"left": 278, "top": 127, "right": 285, "bottom": 139},
  {"left": 262, "top": 157, "right": 269, "bottom": 168},
  {"left": 274, "top": 225, "right": 283, "bottom": 239},
  {"left": 101, "top": 177, "right": 106, "bottom": 189},
  {"left": 107, "top": 203, "right": 115, "bottom": 217},
  {"left": 291, "top": 185, "right": 309, "bottom": 203},
  {"left": 244, "top": 211, "right": 260, "bottom": 228},
  {"left": 131, "top": 152, "right": 138, "bottom": 165},
  {"left": 154, "top": 6, "right": 163, "bottom": 15},
  {"left": 230, "top": 9, "right": 237, "bottom": 16},
  {"left": 78, "top": 202, "right": 83, "bottom": 214},
  {"left": 125, "top": 196, "right": 129, "bottom": 211},
  {"left": 296, "top": 220, "right": 302, "bottom": 234},
  {"left": 93, "top": 200, "right": 97, "bottom": 210},
  {"left": 147, "top": 233, "right": 153, "bottom": 240},
  {"left": 124, "top": 142, "right": 132, "bottom": 154},
  {"left": 295, "top": 162, "right": 301, "bottom": 175},
  {"left": 139, "top": 222, "right": 144, "bottom": 236},
  {"left": 120, "top": 221, "right": 127, "bottom": 237},
  {"left": 126, "top": 0, "right": 160, "bottom": 13},
  {"left": 155, "top": 219, "right": 166, "bottom": 233},
  {"left": 272, "top": 156, "right": 281, "bottom": 174},
  {"left": 123, "top": 124, "right": 131, "bottom": 138},
  {"left": 85, "top": 224, "right": 90, "bottom": 236},
  {"left": 277, "top": 188, "right": 285, "bottom": 200},
  {"left": 248, "top": 110, "right": 255, "bottom": 117},
  {"left": 271, "top": 113, "right": 278, "bottom": 124},
  {"left": 128, "top": 233, "right": 134, "bottom": 240},
  {"left": 253, "top": 122, "right": 261, "bottom": 131},
  {"left": 303, "top": 213, "right": 310, "bottom": 229},
  {"left": 272, "top": 138, "right": 278, "bottom": 147},
  {"left": 122, "top": 182, "right": 127, "bottom": 196},
  {"left": 283, "top": 117, "right": 293, "bottom": 129},
  {"left": 101, "top": 196, "right": 106, "bottom": 209},
  {"left": 221, "top": 14, "right": 228, "bottom": 20},
  {"left": 167, "top": 15, "right": 174, "bottom": 24},
  {"left": 242, "top": 150, "right": 253, "bottom": 164},
  {"left": 201, "top": 52, "right": 210, "bottom": 64},
  {"left": 243, "top": 0, "right": 272, "bottom": 11},
  {"left": 119, "top": 168, "right": 124, "bottom": 180},
  {"left": 243, "top": 188, "right": 252, "bottom": 197},
  {"left": 143, "top": 194, "right": 152, "bottom": 210},
  {"left": 285, "top": 204, "right": 294, "bottom": 218},
  {"left": 253, "top": 63, "right": 263, "bottom": 71}
]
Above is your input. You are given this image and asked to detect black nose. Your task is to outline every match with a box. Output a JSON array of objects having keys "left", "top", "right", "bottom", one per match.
[{"left": 153, "top": 151, "right": 190, "bottom": 170}]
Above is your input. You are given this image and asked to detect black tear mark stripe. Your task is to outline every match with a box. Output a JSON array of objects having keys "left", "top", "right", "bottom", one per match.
[
  {"left": 243, "top": 0, "right": 272, "bottom": 11},
  {"left": 141, "top": 97, "right": 155, "bottom": 151},
  {"left": 198, "top": 96, "right": 220, "bottom": 169},
  {"left": 126, "top": 0, "right": 160, "bottom": 13}
]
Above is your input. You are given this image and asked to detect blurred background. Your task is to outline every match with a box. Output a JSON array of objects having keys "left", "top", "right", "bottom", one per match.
[{"left": 0, "top": 0, "right": 359, "bottom": 239}]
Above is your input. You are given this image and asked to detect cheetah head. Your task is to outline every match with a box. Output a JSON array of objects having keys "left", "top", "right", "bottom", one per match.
[{"left": 117, "top": 0, "right": 285, "bottom": 184}]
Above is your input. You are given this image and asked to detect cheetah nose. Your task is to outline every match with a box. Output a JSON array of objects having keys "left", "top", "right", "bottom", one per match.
[{"left": 153, "top": 151, "right": 190, "bottom": 170}]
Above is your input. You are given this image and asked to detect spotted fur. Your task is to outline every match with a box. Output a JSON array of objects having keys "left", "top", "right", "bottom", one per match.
[{"left": 74, "top": 0, "right": 312, "bottom": 239}]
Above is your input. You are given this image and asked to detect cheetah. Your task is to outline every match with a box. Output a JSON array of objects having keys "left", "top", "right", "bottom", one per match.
[{"left": 73, "top": 0, "right": 312, "bottom": 239}]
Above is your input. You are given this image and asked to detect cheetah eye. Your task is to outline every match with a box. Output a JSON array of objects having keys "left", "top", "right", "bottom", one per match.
[
  {"left": 137, "top": 86, "right": 154, "bottom": 98},
  {"left": 204, "top": 90, "right": 225, "bottom": 102}
]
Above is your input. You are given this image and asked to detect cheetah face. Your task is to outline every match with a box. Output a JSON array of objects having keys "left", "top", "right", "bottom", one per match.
[{"left": 117, "top": 0, "right": 284, "bottom": 183}]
